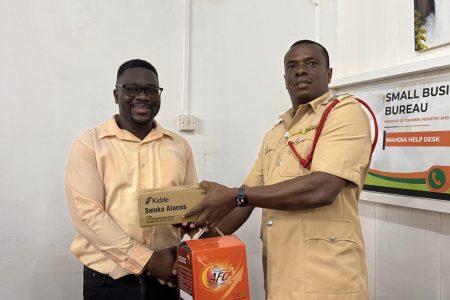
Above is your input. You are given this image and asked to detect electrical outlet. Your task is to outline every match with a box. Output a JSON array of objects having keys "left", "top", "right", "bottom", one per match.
[{"left": 178, "top": 115, "right": 196, "bottom": 131}]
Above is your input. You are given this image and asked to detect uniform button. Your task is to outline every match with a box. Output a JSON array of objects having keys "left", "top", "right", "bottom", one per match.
[
  {"left": 284, "top": 132, "right": 289, "bottom": 139},
  {"left": 276, "top": 160, "right": 282, "bottom": 166},
  {"left": 267, "top": 219, "right": 273, "bottom": 227},
  {"left": 329, "top": 235, "right": 336, "bottom": 242}
]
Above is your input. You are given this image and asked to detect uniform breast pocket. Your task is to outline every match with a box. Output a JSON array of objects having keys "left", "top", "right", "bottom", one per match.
[
  {"left": 279, "top": 137, "right": 313, "bottom": 177},
  {"left": 262, "top": 139, "right": 279, "bottom": 179},
  {"left": 302, "top": 219, "right": 360, "bottom": 293}
]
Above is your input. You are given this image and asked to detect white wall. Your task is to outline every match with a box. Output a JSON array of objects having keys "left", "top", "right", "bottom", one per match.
[
  {"left": 188, "top": 2, "right": 315, "bottom": 299},
  {"left": 319, "top": 0, "right": 450, "bottom": 80},
  {"left": 0, "top": 0, "right": 315, "bottom": 299},
  {"left": 0, "top": 1, "right": 185, "bottom": 299},
  {"left": 319, "top": 1, "right": 450, "bottom": 299}
]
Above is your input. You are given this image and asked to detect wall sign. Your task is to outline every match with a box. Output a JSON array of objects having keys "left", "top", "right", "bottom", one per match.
[{"left": 358, "top": 76, "right": 450, "bottom": 200}]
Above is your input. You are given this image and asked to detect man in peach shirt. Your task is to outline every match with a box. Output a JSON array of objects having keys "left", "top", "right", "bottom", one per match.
[{"left": 66, "top": 59, "right": 197, "bottom": 299}]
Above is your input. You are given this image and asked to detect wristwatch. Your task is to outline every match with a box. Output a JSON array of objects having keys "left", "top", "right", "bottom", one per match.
[{"left": 236, "top": 186, "right": 248, "bottom": 207}]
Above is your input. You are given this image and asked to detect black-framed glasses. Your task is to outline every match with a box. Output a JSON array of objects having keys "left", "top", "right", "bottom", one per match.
[{"left": 116, "top": 84, "right": 163, "bottom": 97}]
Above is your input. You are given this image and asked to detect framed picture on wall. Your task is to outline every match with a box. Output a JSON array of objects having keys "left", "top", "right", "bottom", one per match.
[{"left": 414, "top": 0, "right": 450, "bottom": 51}]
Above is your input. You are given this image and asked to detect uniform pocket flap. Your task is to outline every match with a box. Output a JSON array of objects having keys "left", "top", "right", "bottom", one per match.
[
  {"left": 303, "top": 219, "right": 356, "bottom": 243},
  {"left": 264, "top": 138, "right": 279, "bottom": 154}
]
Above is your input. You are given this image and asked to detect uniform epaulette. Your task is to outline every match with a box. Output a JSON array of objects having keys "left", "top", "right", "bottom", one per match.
[
  {"left": 323, "top": 93, "right": 353, "bottom": 106},
  {"left": 333, "top": 93, "right": 353, "bottom": 101},
  {"left": 273, "top": 118, "right": 283, "bottom": 128}
]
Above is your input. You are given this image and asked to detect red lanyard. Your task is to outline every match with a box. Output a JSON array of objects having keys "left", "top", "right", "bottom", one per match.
[{"left": 288, "top": 98, "right": 378, "bottom": 169}]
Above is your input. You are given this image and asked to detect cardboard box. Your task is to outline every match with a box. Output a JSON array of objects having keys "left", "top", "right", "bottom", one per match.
[
  {"left": 137, "top": 185, "right": 206, "bottom": 226},
  {"left": 177, "top": 235, "right": 250, "bottom": 300}
]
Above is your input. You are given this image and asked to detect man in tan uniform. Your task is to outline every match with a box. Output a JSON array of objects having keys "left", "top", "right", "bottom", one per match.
[
  {"left": 66, "top": 59, "right": 197, "bottom": 299},
  {"left": 185, "top": 40, "right": 371, "bottom": 300}
]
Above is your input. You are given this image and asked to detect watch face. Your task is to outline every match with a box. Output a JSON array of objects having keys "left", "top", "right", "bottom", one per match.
[
  {"left": 236, "top": 196, "right": 248, "bottom": 207},
  {"left": 236, "top": 187, "right": 248, "bottom": 207}
]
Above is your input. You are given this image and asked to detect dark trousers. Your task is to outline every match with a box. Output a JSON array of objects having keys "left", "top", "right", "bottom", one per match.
[{"left": 83, "top": 266, "right": 179, "bottom": 300}]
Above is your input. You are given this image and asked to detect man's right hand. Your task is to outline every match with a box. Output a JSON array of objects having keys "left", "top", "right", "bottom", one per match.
[
  {"left": 172, "top": 222, "right": 200, "bottom": 237},
  {"left": 145, "top": 246, "right": 178, "bottom": 287}
]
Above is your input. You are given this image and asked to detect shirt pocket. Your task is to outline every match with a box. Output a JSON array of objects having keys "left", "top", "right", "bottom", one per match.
[
  {"left": 279, "top": 137, "right": 313, "bottom": 177},
  {"left": 159, "top": 151, "right": 185, "bottom": 186},
  {"left": 302, "top": 219, "right": 360, "bottom": 293},
  {"left": 262, "top": 138, "right": 279, "bottom": 181}
]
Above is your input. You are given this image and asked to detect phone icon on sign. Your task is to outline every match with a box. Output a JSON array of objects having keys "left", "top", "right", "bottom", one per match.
[
  {"left": 431, "top": 171, "right": 442, "bottom": 186},
  {"left": 427, "top": 167, "right": 446, "bottom": 191}
]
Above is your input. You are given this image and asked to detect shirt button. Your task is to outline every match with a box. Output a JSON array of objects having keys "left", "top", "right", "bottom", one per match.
[
  {"left": 267, "top": 219, "right": 273, "bottom": 227},
  {"left": 329, "top": 235, "right": 336, "bottom": 242}
]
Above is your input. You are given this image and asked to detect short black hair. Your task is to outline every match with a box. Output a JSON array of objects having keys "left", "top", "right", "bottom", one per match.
[
  {"left": 288, "top": 40, "right": 330, "bottom": 68},
  {"left": 117, "top": 59, "right": 158, "bottom": 81}
]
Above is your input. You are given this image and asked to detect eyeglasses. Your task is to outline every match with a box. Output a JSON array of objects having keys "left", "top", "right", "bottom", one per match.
[{"left": 116, "top": 84, "right": 163, "bottom": 97}]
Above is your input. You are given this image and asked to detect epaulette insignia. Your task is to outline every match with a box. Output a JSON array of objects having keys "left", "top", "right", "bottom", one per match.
[{"left": 285, "top": 124, "right": 318, "bottom": 139}]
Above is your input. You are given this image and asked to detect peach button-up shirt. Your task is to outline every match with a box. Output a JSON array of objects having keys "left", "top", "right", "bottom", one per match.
[{"left": 66, "top": 117, "right": 197, "bottom": 279}]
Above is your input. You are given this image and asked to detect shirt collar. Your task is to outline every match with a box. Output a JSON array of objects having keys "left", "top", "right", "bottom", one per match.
[
  {"left": 279, "top": 91, "right": 334, "bottom": 123},
  {"left": 98, "top": 116, "right": 174, "bottom": 142}
]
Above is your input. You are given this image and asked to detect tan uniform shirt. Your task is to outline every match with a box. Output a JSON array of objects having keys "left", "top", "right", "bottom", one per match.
[
  {"left": 65, "top": 117, "right": 197, "bottom": 279},
  {"left": 244, "top": 92, "right": 371, "bottom": 300}
]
